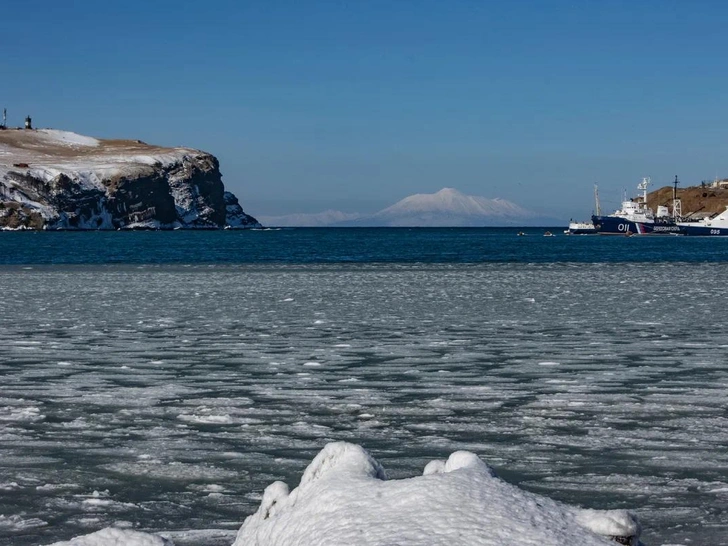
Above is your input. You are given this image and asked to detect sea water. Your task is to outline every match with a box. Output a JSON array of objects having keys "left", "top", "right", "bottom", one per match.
[{"left": 1, "top": 229, "right": 727, "bottom": 545}]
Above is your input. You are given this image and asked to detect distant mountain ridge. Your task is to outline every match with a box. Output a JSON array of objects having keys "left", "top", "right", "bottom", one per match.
[
  {"left": 258, "top": 209, "right": 364, "bottom": 228},
  {"left": 259, "top": 188, "right": 559, "bottom": 227}
]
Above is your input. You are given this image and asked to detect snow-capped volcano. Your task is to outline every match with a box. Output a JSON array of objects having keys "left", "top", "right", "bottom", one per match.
[
  {"left": 371, "top": 187, "right": 531, "bottom": 225},
  {"left": 260, "top": 188, "right": 553, "bottom": 227}
]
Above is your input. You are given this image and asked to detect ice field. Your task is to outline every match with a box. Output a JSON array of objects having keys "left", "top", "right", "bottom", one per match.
[{"left": 1, "top": 262, "right": 727, "bottom": 545}]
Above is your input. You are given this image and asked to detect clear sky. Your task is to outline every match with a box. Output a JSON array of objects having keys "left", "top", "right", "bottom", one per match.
[{"left": 3, "top": 0, "right": 728, "bottom": 220}]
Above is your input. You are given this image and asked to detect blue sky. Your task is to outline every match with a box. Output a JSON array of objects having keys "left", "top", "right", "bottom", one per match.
[{"left": 3, "top": 1, "right": 728, "bottom": 219}]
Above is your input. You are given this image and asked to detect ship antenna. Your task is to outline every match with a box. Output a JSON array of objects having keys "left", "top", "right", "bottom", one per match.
[
  {"left": 672, "top": 175, "right": 682, "bottom": 219},
  {"left": 594, "top": 184, "right": 601, "bottom": 216}
]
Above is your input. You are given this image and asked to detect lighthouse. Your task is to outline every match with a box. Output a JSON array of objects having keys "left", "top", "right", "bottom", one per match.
[{"left": 25, "top": 115, "right": 32, "bottom": 130}]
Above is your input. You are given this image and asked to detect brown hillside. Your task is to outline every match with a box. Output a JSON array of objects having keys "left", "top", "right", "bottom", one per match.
[
  {"left": 0, "top": 129, "right": 174, "bottom": 161},
  {"left": 647, "top": 184, "right": 728, "bottom": 219}
]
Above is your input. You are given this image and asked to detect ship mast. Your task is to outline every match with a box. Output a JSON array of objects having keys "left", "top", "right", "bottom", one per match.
[
  {"left": 637, "top": 177, "right": 650, "bottom": 204},
  {"left": 594, "top": 184, "right": 601, "bottom": 216},
  {"left": 672, "top": 175, "right": 682, "bottom": 219}
]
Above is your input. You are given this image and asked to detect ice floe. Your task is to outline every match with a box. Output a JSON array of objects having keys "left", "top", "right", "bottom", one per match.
[{"left": 47, "top": 527, "right": 172, "bottom": 546}]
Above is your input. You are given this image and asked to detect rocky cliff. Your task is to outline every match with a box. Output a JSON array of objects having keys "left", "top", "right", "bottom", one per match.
[{"left": 0, "top": 128, "right": 260, "bottom": 230}]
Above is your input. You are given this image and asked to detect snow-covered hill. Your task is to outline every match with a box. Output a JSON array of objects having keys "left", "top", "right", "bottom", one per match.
[{"left": 0, "top": 128, "right": 259, "bottom": 230}]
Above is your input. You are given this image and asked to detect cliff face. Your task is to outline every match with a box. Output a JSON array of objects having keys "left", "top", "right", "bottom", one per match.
[{"left": 0, "top": 129, "right": 261, "bottom": 230}]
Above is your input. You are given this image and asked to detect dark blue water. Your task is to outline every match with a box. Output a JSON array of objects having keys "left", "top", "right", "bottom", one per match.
[{"left": 2, "top": 228, "right": 728, "bottom": 264}]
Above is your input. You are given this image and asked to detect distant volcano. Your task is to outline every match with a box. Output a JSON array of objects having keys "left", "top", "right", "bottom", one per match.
[
  {"left": 364, "top": 188, "right": 533, "bottom": 226},
  {"left": 259, "top": 188, "right": 559, "bottom": 227}
]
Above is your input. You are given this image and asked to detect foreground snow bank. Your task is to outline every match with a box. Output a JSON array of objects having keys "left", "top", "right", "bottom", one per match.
[
  {"left": 42, "top": 443, "right": 641, "bottom": 546},
  {"left": 236, "top": 442, "right": 641, "bottom": 546}
]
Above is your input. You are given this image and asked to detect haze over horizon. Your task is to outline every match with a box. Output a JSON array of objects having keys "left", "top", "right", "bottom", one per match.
[{"left": 3, "top": 1, "right": 728, "bottom": 220}]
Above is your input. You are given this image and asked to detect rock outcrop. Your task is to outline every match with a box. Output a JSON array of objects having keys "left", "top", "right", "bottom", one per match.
[{"left": 0, "top": 128, "right": 260, "bottom": 230}]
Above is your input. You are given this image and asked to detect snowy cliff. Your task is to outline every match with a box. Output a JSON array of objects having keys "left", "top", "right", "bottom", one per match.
[{"left": 0, "top": 128, "right": 260, "bottom": 230}]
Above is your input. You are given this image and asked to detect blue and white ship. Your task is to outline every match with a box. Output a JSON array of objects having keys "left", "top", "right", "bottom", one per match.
[
  {"left": 591, "top": 177, "right": 682, "bottom": 235},
  {"left": 679, "top": 206, "right": 728, "bottom": 236}
]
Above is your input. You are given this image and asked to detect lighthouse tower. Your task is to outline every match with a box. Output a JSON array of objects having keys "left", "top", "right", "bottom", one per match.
[{"left": 25, "top": 115, "right": 32, "bottom": 130}]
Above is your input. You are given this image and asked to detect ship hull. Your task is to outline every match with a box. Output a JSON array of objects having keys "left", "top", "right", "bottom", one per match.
[
  {"left": 681, "top": 225, "right": 728, "bottom": 236},
  {"left": 568, "top": 227, "right": 597, "bottom": 235},
  {"left": 591, "top": 215, "right": 683, "bottom": 235},
  {"left": 566, "top": 222, "right": 597, "bottom": 235},
  {"left": 591, "top": 215, "right": 650, "bottom": 235}
]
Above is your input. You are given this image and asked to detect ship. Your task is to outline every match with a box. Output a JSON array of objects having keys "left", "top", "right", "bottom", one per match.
[
  {"left": 678, "top": 206, "right": 728, "bottom": 236},
  {"left": 591, "top": 177, "right": 683, "bottom": 235},
  {"left": 564, "top": 220, "right": 596, "bottom": 235},
  {"left": 564, "top": 186, "right": 598, "bottom": 234}
]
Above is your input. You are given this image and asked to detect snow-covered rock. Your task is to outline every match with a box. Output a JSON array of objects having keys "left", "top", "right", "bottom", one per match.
[
  {"left": 0, "top": 128, "right": 260, "bottom": 230},
  {"left": 235, "top": 442, "right": 642, "bottom": 546}
]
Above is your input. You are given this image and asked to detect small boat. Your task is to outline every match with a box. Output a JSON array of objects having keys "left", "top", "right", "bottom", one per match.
[
  {"left": 517, "top": 231, "right": 526, "bottom": 236},
  {"left": 678, "top": 206, "right": 728, "bottom": 236},
  {"left": 543, "top": 231, "right": 554, "bottom": 236}
]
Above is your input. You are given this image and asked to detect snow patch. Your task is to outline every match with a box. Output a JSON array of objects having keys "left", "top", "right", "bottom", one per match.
[{"left": 37, "top": 130, "right": 100, "bottom": 147}]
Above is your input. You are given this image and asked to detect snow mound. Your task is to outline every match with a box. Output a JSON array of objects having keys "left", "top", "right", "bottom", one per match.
[
  {"left": 47, "top": 527, "right": 173, "bottom": 546},
  {"left": 300, "top": 441, "right": 387, "bottom": 484},
  {"left": 234, "top": 441, "right": 641, "bottom": 546}
]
